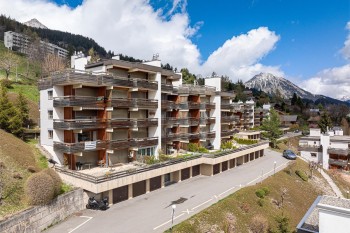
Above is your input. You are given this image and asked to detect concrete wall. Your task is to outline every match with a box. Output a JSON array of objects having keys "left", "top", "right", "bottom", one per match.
[
  {"left": 318, "top": 203, "right": 350, "bottom": 233},
  {"left": 0, "top": 189, "right": 84, "bottom": 233}
]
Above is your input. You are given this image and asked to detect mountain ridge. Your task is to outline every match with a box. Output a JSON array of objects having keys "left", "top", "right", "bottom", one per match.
[{"left": 23, "top": 18, "right": 48, "bottom": 29}]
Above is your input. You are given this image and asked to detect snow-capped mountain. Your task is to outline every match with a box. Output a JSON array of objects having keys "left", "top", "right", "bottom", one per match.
[
  {"left": 245, "top": 73, "right": 317, "bottom": 100},
  {"left": 23, "top": 18, "right": 48, "bottom": 29}
]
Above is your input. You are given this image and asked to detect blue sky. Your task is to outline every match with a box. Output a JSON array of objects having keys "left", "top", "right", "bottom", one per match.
[
  {"left": 53, "top": 0, "right": 350, "bottom": 79},
  {"left": 0, "top": 0, "right": 349, "bottom": 98}
]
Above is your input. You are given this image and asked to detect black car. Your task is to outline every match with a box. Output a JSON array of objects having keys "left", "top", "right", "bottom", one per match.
[{"left": 283, "top": 150, "right": 297, "bottom": 160}]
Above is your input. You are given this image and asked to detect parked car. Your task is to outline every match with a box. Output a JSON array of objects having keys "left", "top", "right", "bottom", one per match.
[{"left": 283, "top": 150, "right": 297, "bottom": 160}]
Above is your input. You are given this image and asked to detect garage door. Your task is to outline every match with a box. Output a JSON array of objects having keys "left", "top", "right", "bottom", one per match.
[
  {"left": 222, "top": 161, "right": 228, "bottom": 171},
  {"left": 181, "top": 168, "right": 190, "bottom": 181},
  {"left": 113, "top": 185, "right": 128, "bottom": 204},
  {"left": 192, "top": 165, "right": 200, "bottom": 177},
  {"left": 133, "top": 180, "right": 146, "bottom": 198},
  {"left": 213, "top": 164, "right": 220, "bottom": 175},
  {"left": 150, "top": 176, "right": 161, "bottom": 191}
]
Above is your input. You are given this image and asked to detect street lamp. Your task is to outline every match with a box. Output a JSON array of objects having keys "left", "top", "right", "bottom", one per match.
[
  {"left": 171, "top": 204, "right": 176, "bottom": 232},
  {"left": 274, "top": 161, "right": 277, "bottom": 176}
]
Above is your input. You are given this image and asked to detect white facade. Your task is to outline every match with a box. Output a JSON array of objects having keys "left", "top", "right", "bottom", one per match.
[{"left": 318, "top": 203, "right": 350, "bottom": 233}]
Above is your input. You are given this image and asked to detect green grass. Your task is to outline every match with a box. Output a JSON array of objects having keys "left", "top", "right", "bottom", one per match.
[
  {"left": 170, "top": 159, "right": 324, "bottom": 233},
  {"left": 27, "top": 139, "right": 48, "bottom": 169},
  {"left": 7, "top": 84, "right": 39, "bottom": 102},
  {"left": 60, "top": 183, "right": 74, "bottom": 195}
]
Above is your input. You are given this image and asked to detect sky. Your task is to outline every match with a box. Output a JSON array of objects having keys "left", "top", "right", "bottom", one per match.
[{"left": 0, "top": 0, "right": 349, "bottom": 99}]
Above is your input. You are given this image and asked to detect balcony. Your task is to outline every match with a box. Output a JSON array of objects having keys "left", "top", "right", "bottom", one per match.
[
  {"left": 329, "top": 158, "right": 349, "bottom": 167},
  {"left": 200, "top": 117, "right": 215, "bottom": 125},
  {"left": 188, "top": 101, "right": 201, "bottom": 110},
  {"left": 54, "top": 96, "right": 105, "bottom": 108},
  {"left": 54, "top": 137, "right": 158, "bottom": 154},
  {"left": 161, "top": 84, "right": 174, "bottom": 93},
  {"left": 161, "top": 100, "right": 176, "bottom": 110},
  {"left": 54, "top": 118, "right": 158, "bottom": 130},
  {"left": 203, "top": 103, "right": 215, "bottom": 109},
  {"left": 221, "top": 116, "right": 239, "bottom": 124},
  {"left": 161, "top": 118, "right": 189, "bottom": 127},
  {"left": 328, "top": 148, "right": 349, "bottom": 156},
  {"left": 221, "top": 130, "right": 236, "bottom": 138},
  {"left": 39, "top": 70, "right": 158, "bottom": 91},
  {"left": 298, "top": 145, "right": 322, "bottom": 152},
  {"left": 175, "top": 85, "right": 216, "bottom": 96},
  {"left": 110, "top": 98, "right": 158, "bottom": 109}
]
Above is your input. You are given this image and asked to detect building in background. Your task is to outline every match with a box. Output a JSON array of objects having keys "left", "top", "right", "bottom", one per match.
[{"left": 4, "top": 31, "right": 68, "bottom": 58}]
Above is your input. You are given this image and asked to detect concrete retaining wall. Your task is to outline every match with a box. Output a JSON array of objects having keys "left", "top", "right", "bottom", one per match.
[{"left": 0, "top": 188, "right": 85, "bottom": 233}]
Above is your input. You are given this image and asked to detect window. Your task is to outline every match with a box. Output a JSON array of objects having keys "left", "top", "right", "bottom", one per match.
[
  {"left": 48, "top": 110, "right": 53, "bottom": 120},
  {"left": 48, "top": 130, "right": 53, "bottom": 139},
  {"left": 48, "top": 90, "right": 53, "bottom": 100},
  {"left": 311, "top": 153, "right": 317, "bottom": 157}
]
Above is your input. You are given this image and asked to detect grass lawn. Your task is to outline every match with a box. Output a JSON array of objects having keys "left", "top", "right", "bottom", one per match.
[
  {"left": 169, "top": 158, "right": 327, "bottom": 233},
  {"left": 7, "top": 84, "right": 39, "bottom": 102}
]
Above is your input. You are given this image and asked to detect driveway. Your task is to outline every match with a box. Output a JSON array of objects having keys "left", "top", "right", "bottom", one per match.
[{"left": 46, "top": 149, "right": 289, "bottom": 233}]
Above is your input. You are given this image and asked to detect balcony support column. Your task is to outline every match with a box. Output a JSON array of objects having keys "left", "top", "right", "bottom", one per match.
[
  {"left": 128, "top": 184, "right": 133, "bottom": 200},
  {"left": 146, "top": 179, "right": 150, "bottom": 193}
]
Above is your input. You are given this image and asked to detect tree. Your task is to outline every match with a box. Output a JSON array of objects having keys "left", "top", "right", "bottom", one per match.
[
  {"left": 341, "top": 117, "right": 349, "bottom": 135},
  {"left": 16, "top": 91, "right": 29, "bottom": 127},
  {"left": 88, "top": 47, "right": 100, "bottom": 63},
  {"left": 180, "top": 68, "right": 196, "bottom": 84},
  {"left": 260, "top": 109, "right": 282, "bottom": 148},
  {"left": 318, "top": 111, "right": 333, "bottom": 133},
  {"left": 0, "top": 50, "right": 19, "bottom": 79},
  {"left": 42, "top": 54, "right": 66, "bottom": 75},
  {"left": 0, "top": 83, "right": 15, "bottom": 130},
  {"left": 291, "top": 93, "right": 298, "bottom": 106}
]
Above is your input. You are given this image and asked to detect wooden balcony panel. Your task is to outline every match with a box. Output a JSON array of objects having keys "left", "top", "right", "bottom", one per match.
[
  {"left": 188, "top": 102, "right": 201, "bottom": 109},
  {"left": 133, "top": 80, "right": 158, "bottom": 90},
  {"left": 328, "top": 148, "right": 349, "bottom": 155},
  {"left": 221, "top": 130, "right": 235, "bottom": 137},
  {"left": 53, "top": 140, "right": 108, "bottom": 154},
  {"left": 329, "top": 158, "right": 349, "bottom": 167},
  {"left": 110, "top": 98, "right": 133, "bottom": 108},
  {"left": 133, "top": 99, "right": 158, "bottom": 109},
  {"left": 54, "top": 96, "right": 105, "bottom": 108},
  {"left": 53, "top": 119, "right": 107, "bottom": 130},
  {"left": 131, "top": 138, "right": 158, "bottom": 148},
  {"left": 161, "top": 100, "right": 175, "bottom": 109},
  {"left": 161, "top": 84, "right": 174, "bottom": 93},
  {"left": 298, "top": 146, "right": 322, "bottom": 152},
  {"left": 205, "top": 103, "right": 216, "bottom": 109},
  {"left": 135, "top": 119, "right": 158, "bottom": 127},
  {"left": 188, "top": 133, "right": 201, "bottom": 140},
  {"left": 189, "top": 118, "right": 200, "bottom": 125}
]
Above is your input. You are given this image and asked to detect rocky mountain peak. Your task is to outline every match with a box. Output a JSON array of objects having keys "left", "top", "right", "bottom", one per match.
[{"left": 23, "top": 18, "right": 48, "bottom": 29}]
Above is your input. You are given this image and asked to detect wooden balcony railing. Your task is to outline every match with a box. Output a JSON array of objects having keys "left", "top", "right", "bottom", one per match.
[
  {"left": 200, "top": 117, "right": 215, "bottom": 125},
  {"left": 54, "top": 96, "right": 105, "bottom": 108},
  {"left": 161, "top": 100, "right": 176, "bottom": 110},
  {"left": 328, "top": 148, "right": 349, "bottom": 156},
  {"left": 39, "top": 70, "right": 158, "bottom": 91},
  {"left": 298, "top": 145, "right": 322, "bottom": 152},
  {"left": 54, "top": 137, "right": 158, "bottom": 154},
  {"left": 329, "top": 158, "right": 349, "bottom": 167},
  {"left": 161, "top": 84, "right": 174, "bottom": 93},
  {"left": 175, "top": 85, "right": 216, "bottom": 95},
  {"left": 221, "top": 130, "right": 236, "bottom": 137},
  {"left": 221, "top": 116, "right": 239, "bottom": 123},
  {"left": 110, "top": 98, "right": 158, "bottom": 109}
]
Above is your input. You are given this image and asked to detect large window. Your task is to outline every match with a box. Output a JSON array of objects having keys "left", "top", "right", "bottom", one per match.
[
  {"left": 48, "top": 90, "right": 53, "bottom": 100},
  {"left": 137, "top": 147, "right": 155, "bottom": 157},
  {"left": 48, "top": 130, "right": 53, "bottom": 139}
]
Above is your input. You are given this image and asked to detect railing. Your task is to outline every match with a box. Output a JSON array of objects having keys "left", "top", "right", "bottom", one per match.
[
  {"left": 175, "top": 85, "right": 216, "bottom": 95},
  {"left": 204, "top": 141, "right": 268, "bottom": 158},
  {"left": 54, "top": 137, "right": 158, "bottom": 153},
  {"left": 54, "top": 96, "right": 105, "bottom": 108},
  {"left": 221, "top": 116, "right": 239, "bottom": 123},
  {"left": 329, "top": 158, "right": 349, "bottom": 167},
  {"left": 39, "top": 69, "right": 158, "bottom": 90},
  {"left": 328, "top": 148, "right": 349, "bottom": 155},
  {"left": 188, "top": 102, "right": 201, "bottom": 110},
  {"left": 221, "top": 130, "right": 236, "bottom": 137},
  {"left": 161, "top": 84, "right": 173, "bottom": 93},
  {"left": 298, "top": 145, "right": 322, "bottom": 152},
  {"left": 161, "top": 100, "right": 176, "bottom": 109},
  {"left": 111, "top": 98, "right": 158, "bottom": 109}
]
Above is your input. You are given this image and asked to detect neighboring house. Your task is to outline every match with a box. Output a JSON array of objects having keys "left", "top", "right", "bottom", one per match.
[
  {"left": 280, "top": 115, "right": 298, "bottom": 127},
  {"left": 308, "top": 115, "right": 321, "bottom": 128},
  {"left": 299, "top": 128, "right": 350, "bottom": 170},
  {"left": 4, "top": 31, "right": 68, "bottom": 58},
  {"left": 297, "top": 195, "right": 350, "bottom": 233},
  {"left": 38, "top": 54, "right": 267, "bottom": 204},
  {"left": 235, "top": 131, "right": 261, "bottom": 140}
]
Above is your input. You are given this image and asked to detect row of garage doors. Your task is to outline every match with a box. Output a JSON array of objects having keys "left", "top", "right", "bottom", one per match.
[{"left": 112, "top": 165, "right": 200, "bottom": 203}]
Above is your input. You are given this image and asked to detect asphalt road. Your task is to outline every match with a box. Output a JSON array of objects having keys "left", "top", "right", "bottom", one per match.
[{"left": 46, "top": 149, "right": 290, "bottom": 233}]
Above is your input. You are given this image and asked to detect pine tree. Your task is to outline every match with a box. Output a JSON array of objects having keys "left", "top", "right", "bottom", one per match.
[
  {"left": 318, "top": 111, "right": 333, "bottom": 133},
  {"left": 16, "top": 92, "right": 29, "bottom": 127},
  {"left": 0, "top": 83, "right": 14, "bottom": 130},
  {"left": 291, "top": 93, "right": 297, "bottom": 105},
  {"left": 8, "top": 108, "right": 24, "bottom": 136},
  {"left": 260, "top": 109, "right": 283, "bottom": 148}
]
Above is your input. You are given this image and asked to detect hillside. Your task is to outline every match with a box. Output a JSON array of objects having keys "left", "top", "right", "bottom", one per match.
[
  {"left": 0, "top": 15, "right": 107, "bottom": 57},
  {"left": 171, "top": 159, "right": 332, "bottom": 232},
  {"left": 0, "top": 130, "right": 47, "bottom": 219}
]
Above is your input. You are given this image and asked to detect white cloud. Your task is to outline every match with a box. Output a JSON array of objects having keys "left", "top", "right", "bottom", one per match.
[
  {"left": 341, "top": 22, "right": 350, "bottom": 60},
  {"left": 300, "top": 64, "right": 350, "bottom": 99},
  {"left": 0, "top": 0, "right": 282, "bottom": 82}
]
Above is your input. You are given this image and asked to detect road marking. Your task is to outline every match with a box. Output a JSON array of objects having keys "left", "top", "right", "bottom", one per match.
[
  {"left": 182, "top": 209, "right": 193, "bottom": 214},
  {"left": 191, "top": 198, "right": 213, "bottom": 210},
  {"left": 213, "top": 195, "right": 218, "bottom": 199},
  {"left": 218, "top": 186, "right": 235, "bottom": 197},
  {"left": 153, "top": 213, "right": 186, "bottom": 230},
  {"left": 68, "top": 216, "right": 93, "bottom": 233}
]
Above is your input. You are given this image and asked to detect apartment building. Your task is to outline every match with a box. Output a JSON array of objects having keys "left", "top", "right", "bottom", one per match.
[
  {"left": 4, "top": 31, "right": 68, "bottom": 58},
  {"left": 38, "top": 55, "right": 268, "bottom": 203},
  {"left": 299, "top": 128, "right": 350, "bottom": 170}
]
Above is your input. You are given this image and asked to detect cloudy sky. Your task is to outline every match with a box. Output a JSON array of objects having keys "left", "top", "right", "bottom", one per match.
[{"left": 0, "top": 0, "right": 349, "bottom": 99}]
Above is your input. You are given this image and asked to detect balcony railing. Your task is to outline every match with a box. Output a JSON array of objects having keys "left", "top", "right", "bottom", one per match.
[
  {"left": 328, "top": 148, "right": 349, "bottom": 156},
  {"left": 54, "top": 96, "right": 105, "bottom": 108},
  {"left": 329, "top": 158, "right": 349, "bottom": 167},
  {"left": 161, "top": 100, "right": 176, "bottom": 110},
  {"left": 221, "top": 116, "right": 239, "bottom": 123},
  {"left": 39, "top": 70, "right": 158, "bottom": 91},
  {"left": 161, "top": 84, "right": 174, "bottom": 93},
  {"left": 175, "top": 85, "right": 216, "bottom": 95},
  {"left": 221, "top": 130, "right": 236, "bottom": 137},
  {"left": 298, "top": 145, "right": 322, "bottom": 152},
  {"left": 200, "top": 117, "right": 215, "bottom": 125},
  {"left": 110, "top": 98, "right": 158, "bottom": 109},
  {"left": 54, "top": 137, "right": 158, "bottom": 154}
]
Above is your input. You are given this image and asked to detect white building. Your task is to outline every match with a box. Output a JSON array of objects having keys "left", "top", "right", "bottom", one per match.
[
  {"left": 4, "top": 31, "right": 68, "bottom": 58},
  {"left": 297, "top": 195, "right": 350, "bottom": 233},
  {"left": 299, "top": 128, "right": 350, "bottom": 170}
]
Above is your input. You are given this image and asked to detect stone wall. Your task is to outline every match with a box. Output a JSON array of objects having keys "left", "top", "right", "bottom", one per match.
[{"left": 0, "top": 188, "right": 85, "bottom": 233}]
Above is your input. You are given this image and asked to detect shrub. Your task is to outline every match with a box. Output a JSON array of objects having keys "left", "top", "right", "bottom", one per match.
[
  {"left": 25, "top": 172, "right": 55, "bottom": 205},
  {"left": 233, "top": 137, "right": 258, "bottom": 145},
  {"left": 188, "top": 143, "right": 199, "bottom": 152},
  {"left": 239, "top": 202, "right": 250, "bottom": 213},
  {"left": 257, "top": 198, "right": 265, "bottom": 207},
  {"left": 198, "top": 147, "right": 209, "bottom": 153},
  {"left": 295, "top": 170, "right": 308, "bottom": 181},
  {"left": 255, "top": 189, "right": 266, "bottom": 199},
  {"left": 144, "top": 155, "right": 158, "bottom": 165},
  {"left": 159, "top": 153, "right": 171, "bottom": 162},
  {"left": 250, "top": 215, "right": 268, "bottom": 233},
  {"left": 42, "top": 168, "right": 62, "bottom": 196},
  {"left": 221, "top": 141, "right": 233, "bottom": 150},
  {"left": 262, "top": 187, "right": 270, "bottom": 195}
]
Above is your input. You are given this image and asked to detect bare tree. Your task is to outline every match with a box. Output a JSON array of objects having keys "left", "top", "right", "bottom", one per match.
[
  {"left": 250, "top": 215, "right": 268, "bottom": 233},
  {"left": 42, "top": 54, "right": 66, "bottom": 76},
  {"left": 0, "top": 50, "right": 19, "bottom": 79},
  {"left": 309, "top": 161, "right": 318, "bottom": 178}
]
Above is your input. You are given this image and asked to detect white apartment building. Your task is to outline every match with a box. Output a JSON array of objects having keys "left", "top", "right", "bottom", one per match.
[
  {"left": 299, "top": 128, "right": 350, "bottom": 170},
  {"left": 4, "top": 31, "right": 68, "bottom": 58}
]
